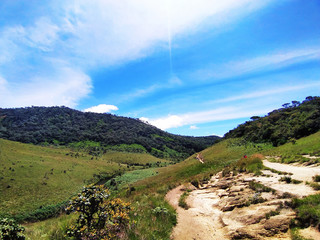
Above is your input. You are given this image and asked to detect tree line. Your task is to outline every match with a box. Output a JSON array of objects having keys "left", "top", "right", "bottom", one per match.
[
  {"left": 224, "top": 96, "right": 320, "bottom": 146},
  {"left": 0, "top": 106, "right": 220, "bottom": 161}
]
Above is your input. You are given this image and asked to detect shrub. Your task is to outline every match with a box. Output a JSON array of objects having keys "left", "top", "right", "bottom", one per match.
[
  {"left": 250, "top": 192, "right": 265, "bottom": 204},
  {"left": 234, "top": 154, "right": 264, "bottom": 175},
  {"left": 313, "top": 175, "right": 320, "bottom": 182},
  {"left": 291, "top": 194, "right": 320, "bottom": 228},
  {"left": 265, "top": 210, "right": 280, "bottom": 219},
  {"left": 249, "top": 181, "right": 275, "bottom": 193},
  {"left": 0, "top": 218, "right": 25, "bottom": 240},
  {"left": 279, "top": 176, "right": 292, "bottom": 183},
  {"left": 178, "top": 192, "right": 190, "bottom": 210},
  {"left": 152, "top": 207, "right": 169, "bottom": 216},
  {"left": 65, "top": 184, "right": 131, "bottom": 239},
  {"left": 309, "top": 182, "right": 320, "bottom": 190}
]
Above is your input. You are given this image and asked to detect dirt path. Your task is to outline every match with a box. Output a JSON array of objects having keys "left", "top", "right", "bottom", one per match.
[
  {"left": 263, "top": 159, "right": 320, "bottom": 182},
  {"left": 165, "top": 184, "right": 225, "bottom": 240},
  {"left": 166, "top": 159, "right": 320, "bottom": 240}
]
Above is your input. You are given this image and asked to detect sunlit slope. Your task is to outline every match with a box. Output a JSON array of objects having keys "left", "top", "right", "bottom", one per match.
[
  {"left": 133, "top": 138, "right": 270, "bottom": 191},
  {"left": 0, "top": 138, "right": 165, "bottom": 218},
  {"left": 133, "top": 130, "right": 320, "bottom": 193},
  {"left": 263, "top": 130, "right": 320, "bottom": 162},
  {"left": 120, "top": 132, "right": 320, "bottom": 239}
]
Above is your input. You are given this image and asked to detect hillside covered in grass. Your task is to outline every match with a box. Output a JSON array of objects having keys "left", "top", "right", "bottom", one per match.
[
  {"left": 0, "top": 106, "right": 219, "bottom": 161},
  {"left": 3, "top": 97, "right": 320, "bottom": 239},
  {"left": 225, "top": 96, "right": 320, "bottom": 146},
  {"left": 0, "top": 138, "right": 167, "bottom": 222},
  {"left": 21, "top": 130, "right": 320, "bottom": 239}
]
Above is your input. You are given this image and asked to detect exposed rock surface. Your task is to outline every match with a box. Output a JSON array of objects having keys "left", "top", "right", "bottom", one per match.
[
  {"left": 166, "top": 158, "right": 320, "bottom": 239},
  {"left": 166, "top": 172, "right": 297, "bottom": 239}
]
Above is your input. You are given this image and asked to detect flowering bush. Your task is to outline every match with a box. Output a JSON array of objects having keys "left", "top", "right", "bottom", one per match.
[
  {"left": 65, "top": 184, "right": 131, "bottom": 239},
  {"left": 0, "top": 218, "right": 25, "bottom": 240}
]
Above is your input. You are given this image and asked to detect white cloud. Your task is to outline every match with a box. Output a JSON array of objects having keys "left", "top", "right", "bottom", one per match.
[
  {"left": 150, "top": 115, "right": 184, "bottom": 130},
  {"left": 118, "top": 76, "right": 184, "bottom": 102},
  {"left": 216, "top": 82, "right": 320, "bottom": 103},
  {"left": 139, "top": 117, "right": 150, "bottom": 123},
  {"left": 25, "top": 17, "right": 60, "bottom": 51},
  {"left": 147, "top": 106, "right": 272, "bottom": 130},
  {"left": 0, "top": 0, "right": 275, "bottom": 108},
  {"left": 190, "top": 125, "right": 199, "bottom": 129},
  {"left": 60, "top": 0, "right": 273, "bottom": 66},
  {"left": 84, "top": 104, "right": 118, "bottom": 113},
  {"left": 194, "top": 47, "right": 320, "bottom": 81},
  {"left": 0, "top": 67, "right": 92, "bottom": 108}
]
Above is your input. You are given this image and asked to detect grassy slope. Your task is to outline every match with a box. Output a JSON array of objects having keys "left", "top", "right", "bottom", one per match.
[
  {"left": 263, "top": 131, "right": 320, "bottom": 161},
  {"left": 20, "top": 132, "right": 320, "bottom": 239},
  {"left": 118, "top": 138, "right": 272, "bottom": 239},
  {"left": 118, "top": 133, "right": 320, "bottom": 239},
  {"left": 24, "top": 138, "right": 264, "bottom": 239},
  {"left": 0, "top": 138, "right": 166, "bottom": 218}
]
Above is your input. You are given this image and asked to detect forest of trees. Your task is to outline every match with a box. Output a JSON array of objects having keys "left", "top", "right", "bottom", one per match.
[
  {"left": 0, "top": 106, "right": 219, "bottom": 161},
  {"left": 224, "top": 96, "right": 320, "bottom": 146}
]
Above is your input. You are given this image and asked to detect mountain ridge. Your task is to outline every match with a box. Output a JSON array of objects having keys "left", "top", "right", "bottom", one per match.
[
  {"left": 0, "top": 106, "right": 220, "bottom": 160},
  {"left": 224, "top": 96, "right": 320, "bottom": 146}
]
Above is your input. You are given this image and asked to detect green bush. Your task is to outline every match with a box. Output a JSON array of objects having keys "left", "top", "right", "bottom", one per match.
[
  {"left": 310, "top": 182, "right": 320, "bottom": 190},
  {"left": 65, "top": 184, "right": 132, "bottom": 239},
  {"left": 234, "top": 154, "right": 264, "bottom": 175},
  {"left": 178, "top": 192, "right": 190, "bottom": 210},
  {"left": 313, "top": 175, "right": 320, "bottom": 182},
  {"left": 0, "top": 218, "right": 25, "bottom": 240},
  {"left": 249, "top": 181, "right": 275, "bottom": 193},
  {"left": 291, "top": 194, "right": 320, "bottom": 228}
]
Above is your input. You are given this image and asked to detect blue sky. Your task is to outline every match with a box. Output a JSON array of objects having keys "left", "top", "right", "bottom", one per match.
[{"left": 0, "top": 0, "right": 319, "bottom": 137}]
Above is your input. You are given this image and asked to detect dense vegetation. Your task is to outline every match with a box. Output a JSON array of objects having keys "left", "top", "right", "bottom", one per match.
[
  {"left": 0, "top": 106, "right": 219, "bottom": 161},
  {"left": 224, "top": 96, "right": 320, "bottom": 146}
]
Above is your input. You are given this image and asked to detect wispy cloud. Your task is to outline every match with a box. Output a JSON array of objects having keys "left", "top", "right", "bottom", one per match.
[
  {"left": 147, "top": 106, "right": 271, "bottom": 130},
  {"left": 61, "top": 0, "right": 273, "bottom": 67},
  {"left": 194, "top": 47, "right": 320, "bottom": 81},
  {"left": 0, "top": 0, "right": 274, "bottom": 108},
  {"left": 216, "top": 82, "right": 320, "bottom": 103},
  {"left": 84, "top": 104, "right": 118, "bottom": 113},
  {"left": 117, "top": 75, "right": 183, "bottom": 102}
]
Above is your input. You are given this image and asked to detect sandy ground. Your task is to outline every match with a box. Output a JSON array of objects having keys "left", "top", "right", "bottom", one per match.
[
  {"left": 263, "top": 159, "right": 320, "bottom": 182},
  {"left": 166, "top": 158, "right": 320, "bottom": 240},
  {"left": 299, "top": 227, "right": 320, "bottom": 240},
  {"left": 165, "top": 185, "right": 226, "bottom": 240}
]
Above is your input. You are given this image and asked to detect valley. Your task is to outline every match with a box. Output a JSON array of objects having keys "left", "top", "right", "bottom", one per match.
[{"left": 1, "top": 97, "right": 320, "bottom": 239}]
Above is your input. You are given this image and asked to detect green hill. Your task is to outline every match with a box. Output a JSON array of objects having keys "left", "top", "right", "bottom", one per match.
[
  {"left": 0, "top": 106, "right": 220, "bottom": 161},
  {"left": 0, "top": 138, "right": 167, "bottom": 221},
  {"left": 224, "top": 96, "right": 320, "bottom": 146},
  {"left": 3, "top": 97, "right": 320, "bottom": 239},
  {"left": 23, "top": 131, "right": 320, "bottom": 239}
]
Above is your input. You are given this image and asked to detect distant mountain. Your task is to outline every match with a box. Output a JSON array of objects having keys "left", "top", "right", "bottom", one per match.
[
  {"left": 224, "top": 96, "right": 320, "bottom": 146},
  {"left": 0, "top": 106, "right": 220, "bottom": 160}
]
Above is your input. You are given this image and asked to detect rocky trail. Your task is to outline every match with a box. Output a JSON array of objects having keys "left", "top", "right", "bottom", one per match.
[{"left": 166, "top": 158, "right": 320, "bottom": 240}]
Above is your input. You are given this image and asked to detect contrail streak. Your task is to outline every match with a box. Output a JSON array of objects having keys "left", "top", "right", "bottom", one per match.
[{"left": 166, "top": 0, "right": 173, "bottom": 75}]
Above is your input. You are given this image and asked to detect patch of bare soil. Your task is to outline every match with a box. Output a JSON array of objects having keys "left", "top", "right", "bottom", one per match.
[
  {"left": 166, "top": 159, "right": 320, "bottom": 240},
  {"left": 263, "top": 159, "right": 320, "bottom": 182},
  {"left": 299, "top": 227, "right": 320, "bottom": 240}
]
